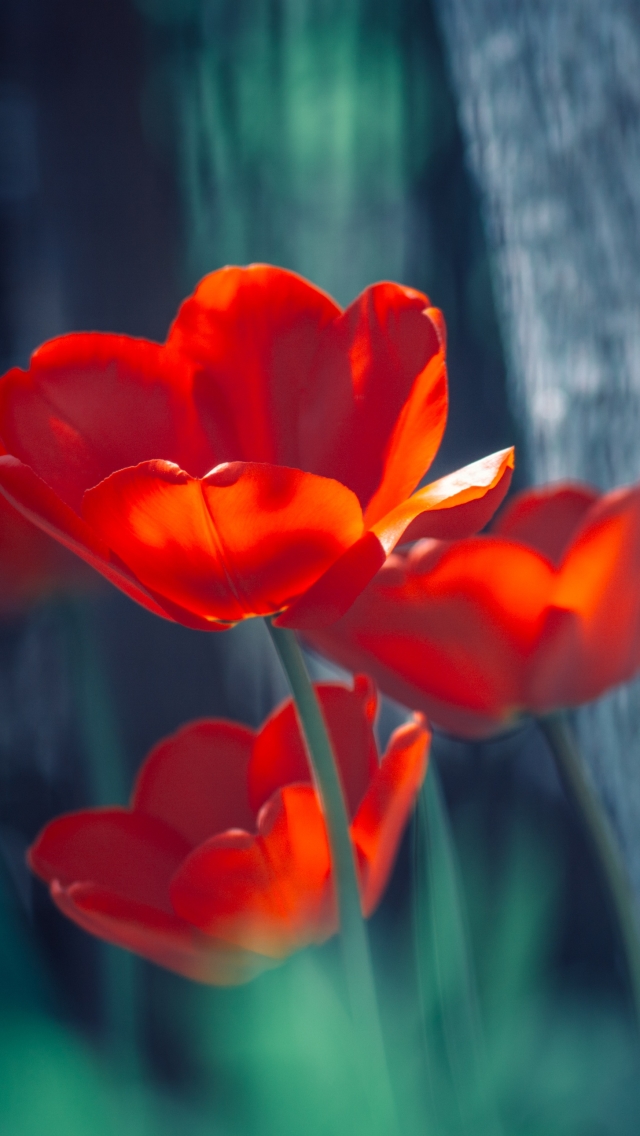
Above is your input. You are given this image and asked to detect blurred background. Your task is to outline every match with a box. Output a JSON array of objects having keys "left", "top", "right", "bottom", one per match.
[{"left": 0, "top": 1, "right": 638, "bottom": 1132}]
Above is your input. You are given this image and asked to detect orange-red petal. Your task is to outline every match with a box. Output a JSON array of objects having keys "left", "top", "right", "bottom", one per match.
[
  {"left": 133, "top": 720, "right": 256, "bottom": 846},
  {"left": 82, "top": 460, "right": 365, "bottom": 622},
  {"left": 371, "top": 447, "right": 515, "bottom": 552},
  {"left": 307, "top": 537, "right": 556, "bottom": 736},
  {"left": 29, "top": 806, "right": 265, "bottom": 983},
  {"left": 167, "top": 264, "right": 340, "bottom": 468},
  {"left": 278, "top": 449, "right": 515, "bottom": 629},
  {"left": 247, "top": 677, "right": 379, "bottom": 818},
  {"left": 361, "top": 304, "right": 447, "bottom": 525},
  {"left": 51, "top": 881, "right": 271, "bottom": 985},
  {"left": 0, "top": 333, "right": 212, "bottom": 513},
  {"left": 29, "top": 808, "right": 191, "bottom": 912},
  {"left": 274, "top": 530, "right": 388, "bottom": 629},
  {"left": 0, "top": 454, "right": 219, "bottom": 629},
  {"left": 352, "top": 716, "right": 430, "bottom": 915},
  {"left": 532, "top": 486, "right": 640, "bottom": 708},
  {"left": 492, "top": 482, "right": 599, "bottom": 565},
  {"left": 308, "top": 285, "right": 447, "bottom": 512},
  {"left": 171, "top": 785, "right": 333, "bottom": 957},
  {"left": 167, "top": 266, "right": 447, "bottom": 515},
  {"left": 310, "top": 483, "right": 640, "bottom": 736}
]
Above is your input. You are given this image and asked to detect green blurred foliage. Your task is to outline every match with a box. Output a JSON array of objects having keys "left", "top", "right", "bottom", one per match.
[
  {"left": 193, "top": 954, "right": 371, "bottom": 1136},
  {"left": 144, "top": 759, "right": 639, "bottom": 1135},
  {"left": 2, "top": 721, "right": 639, "bottom": 1133},
  {"left": 410, "top": 764, "right": 640, "bottom": 1135},
  {"left": 138, "top": 0, "right": 519, "bottom": 475},
  {"left": 138, "top": 0, "right": 453, "bottom": 304}
]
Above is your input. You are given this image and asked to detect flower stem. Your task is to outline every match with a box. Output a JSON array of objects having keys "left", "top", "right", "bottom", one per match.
[
  {"left": 540, "top": 712, "right": 640, "bottom": 1025},
  {"left": 266, "top": 620, "right": 398, "bottom": 1133}
]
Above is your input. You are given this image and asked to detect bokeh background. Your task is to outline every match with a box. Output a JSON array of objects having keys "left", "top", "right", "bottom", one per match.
[{"left": 0, "top": 2, "right": 638, "bottom": 1132}]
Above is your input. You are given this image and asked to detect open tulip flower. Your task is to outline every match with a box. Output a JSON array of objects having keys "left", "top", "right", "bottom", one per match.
[
  {"left": 0, "top": 264, "right": 513, "bottom": 630},
  {"left": 28, "top": 677, "right": 429, "bottom": 983},
  {"left": 308, "top": 482, "right": 640, "bottom": 739}
]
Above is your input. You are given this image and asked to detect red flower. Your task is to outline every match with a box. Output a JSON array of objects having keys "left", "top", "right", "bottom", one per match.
[
  {"left": 28, "top": 678, "right": 429, "bottom": 983},
  {"left": 0, "top": 265, "right": 513, "bottom": 630},
  {"left": 0, "top": 443, "right": 99, "bottom": 615},
  {"left": 308, "top": 483, "right": 640, "bottom": 738}
]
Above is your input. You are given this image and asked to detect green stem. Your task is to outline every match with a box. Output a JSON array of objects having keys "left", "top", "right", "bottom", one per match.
[
  {"left": 265, "top": 621, "right": 398, "bottom": 1133},
  {"left": 540, "top": 713, "right": 640, "bottom": 1025}
]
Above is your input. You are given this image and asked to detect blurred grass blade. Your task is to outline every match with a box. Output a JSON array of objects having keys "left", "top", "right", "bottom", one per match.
[
  {"left": 540, "top": 712, "right": 640, "bottom": 1025},
  {"left": 414, "top": 759, "right": 502, "bottom": 1135},
  {"left": 62, "top": 600, "right": 141, "bottom": 1083},
  {"left": 63, "top": 601, "right": 128, "bottom": 806}
]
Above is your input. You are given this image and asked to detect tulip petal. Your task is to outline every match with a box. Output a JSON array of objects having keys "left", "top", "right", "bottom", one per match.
[
  {"left": 51, "top": 881, "right": 271, "bottom": 985},
  {"left": 309, "top": 285, "right": 447, "bottom": 513},
  {"left": 542, "top": 486, "right": 640, "bottom": 704},
  {"left": 278, "top": 449, "right": 515, "bottom": 629},
  {"left": 133, "top": 720, "right": 256, "bottom": 845},
  {"left": 167, "top": 264, "right": 340, "bottom": 466},
  {"left": 352, "top": 716, "right": 429, "bottom": 915},
  {"left": 0, "top": 454, "right": 220, "bottom": 629},
  {"left": 310, "top": 482, "right": 640, "bottom": 736},
  {"left": 0, "top": 334, "right": 213, "bottom": 512},
  {"left": 274, "top": 530, "right": 387, "bottom": 629},
  {"left": 171, "top": 786, "right": 333, "bottom": 957},
  {"left": 307, "top": 537, "right": 555, "bottom": 735},
  {"left": 83, "top": 460, "right": 364, "bottom": 622},
  {"left": 524, "top": 605, "right": 586, "bottom": 714},
  {"left": 492, "top": 482, "right": 599, "bottom": 565},
  {"left": 29, "top": 808, "right": 191, "bottom": 913},
  {"left": 168, "top": 267, "right": 446, "bottom": 517},
  {"left": 361, "top": 325, "right": 446, "bottom": 525},
  {"left": 247, "top": 678, "right": 379, "bottom": 818},
  {"left": 371, "top": 447, "right": 515, "bottom": 552}
]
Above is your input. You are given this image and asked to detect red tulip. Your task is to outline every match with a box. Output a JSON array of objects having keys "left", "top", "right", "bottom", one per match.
[
  {"left": 0, "top": 265, "right": 513, "bottom": 630},
  {"left": 308, "top": 483, "right": 640, "bottom": 738},
  {"left": 0, "top": 443, "right": 99, "bottom": 615},
  {"left": 28, "top": 678, "right": 429, "bottom": 983}
]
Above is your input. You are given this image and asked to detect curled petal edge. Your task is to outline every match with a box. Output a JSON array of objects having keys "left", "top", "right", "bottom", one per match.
[
  {"left": 371, "top": 446, "right": 515, "bottom": 551},
  {"left": 277, "top": 447, "right": 514, "bottom": 629}
]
